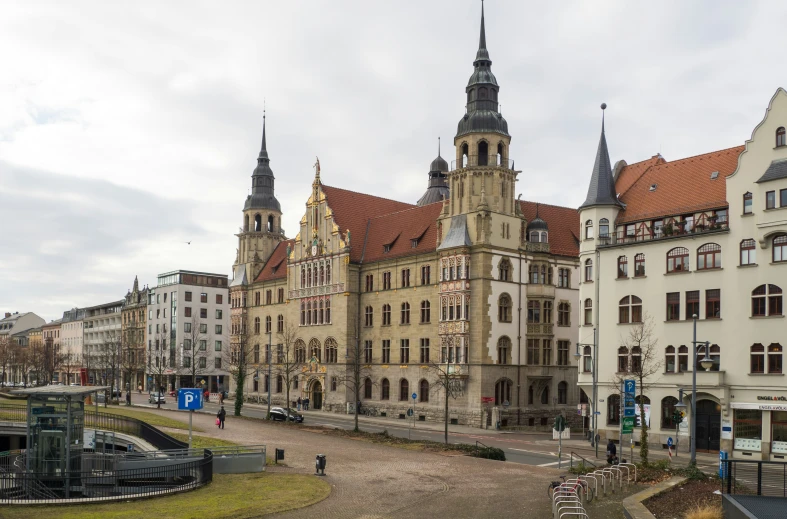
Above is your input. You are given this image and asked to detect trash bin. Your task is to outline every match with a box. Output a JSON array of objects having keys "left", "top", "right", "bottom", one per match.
[
  {"left": 719, "top": 451, "right": 728, "bottom": 480},
  {"left": 315, "top": 454, "right": 327, "bottom": 476},
  {"left": 275, "top": 448, "right": 285, "bottom": 463}
]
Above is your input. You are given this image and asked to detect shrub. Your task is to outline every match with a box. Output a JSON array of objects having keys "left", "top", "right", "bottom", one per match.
[
  {"left": 475, "top": 446, "right": 506, "bottom": 461},
  {"left": 685, "top": 504, "right": 722, "bottom": 519}
]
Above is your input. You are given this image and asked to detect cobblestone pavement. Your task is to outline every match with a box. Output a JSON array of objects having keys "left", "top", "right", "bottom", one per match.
[{"left": 148, "top": 408, "right": 560, "bottom": 518}]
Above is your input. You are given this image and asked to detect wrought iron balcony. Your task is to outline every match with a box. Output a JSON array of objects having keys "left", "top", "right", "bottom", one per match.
[
  {"left": 450, "top": 155, "right": 514, "bottom": 171},
  {"left": 598, "top": 219, "right": 729, "bottom": 247}
]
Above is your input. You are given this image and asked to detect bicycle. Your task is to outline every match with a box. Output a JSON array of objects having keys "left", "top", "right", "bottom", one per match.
[
  {"left": 547, "top": 475, "right": 593, "bottom": 503},
  {"left": 363, "top": 406, "right": 377, "bottom": 417}
]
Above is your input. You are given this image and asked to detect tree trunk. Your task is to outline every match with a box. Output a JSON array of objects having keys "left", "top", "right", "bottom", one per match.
[
  {"left": 638, "top": 380, "right": 648, "bottom": 464},
  {"left": 444, "top": 379, "right": 449, "bottom": 444},
  {"left": 234, "top": 372, "right": 244, "bottom": 416}
]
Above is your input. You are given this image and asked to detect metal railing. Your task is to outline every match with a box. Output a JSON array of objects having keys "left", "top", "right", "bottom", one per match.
[
  {"left": 0, "top": 403, "right": 187, "bottom": 451},
  {"left": 598, "top": 219, "right": 729, "bottom": 247},
  {"left": 722, "top": 459, "right": 787, "bottom": 496},
  {"left": 0, "top": 449, "right": 212, "bottom": 503},
  {"left": 451, "top": 155, "right": 515, "bottom": 170},
  {"left": 569, "top": 452, "right": 596, "bottom": 471}
]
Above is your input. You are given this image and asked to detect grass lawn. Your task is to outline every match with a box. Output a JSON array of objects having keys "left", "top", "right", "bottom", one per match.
[
  {"left": 168, "top": 433, "right": 239, "bottom": 449},
  {"left": 1, "top": 473, "right": 331, "bottom": 519},
  {"left": 97, "top": 406, "right": 202, "bottom": 432}
]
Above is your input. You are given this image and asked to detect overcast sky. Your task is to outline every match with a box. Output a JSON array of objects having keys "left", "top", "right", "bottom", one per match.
[{"left": 1, "top": 1, "right": 785, "bottom": 322}]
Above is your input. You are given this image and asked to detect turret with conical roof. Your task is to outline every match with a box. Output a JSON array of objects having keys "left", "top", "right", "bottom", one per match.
[
  {"left": 418, "top": 138, "right": 450, "bottom": 206},
  {"left": 579, "top": 104, "right": 622, "bottom": 210}
]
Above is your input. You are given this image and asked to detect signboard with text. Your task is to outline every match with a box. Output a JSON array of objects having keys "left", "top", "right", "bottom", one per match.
[
  {"left": 622, "top": 416, "right": 635, "bottom": 434},
  {"left": 622, "top": 379, "right": 636, "bottom": 433},
  {"left": 178, "top": 388, "right": 204, "bottom": 411}
]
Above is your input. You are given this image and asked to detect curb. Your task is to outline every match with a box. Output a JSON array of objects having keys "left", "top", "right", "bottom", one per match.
[{"left": 622, "top": 476, "right": 687, "bottom": 519}]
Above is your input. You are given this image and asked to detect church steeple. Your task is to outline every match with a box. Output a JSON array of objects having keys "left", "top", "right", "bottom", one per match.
[
  {"left": 476, "top": 0, "right": 489, "bottom": 63},
  {"left": 245, "top": 110, "right": 281, "bottom": 213}
]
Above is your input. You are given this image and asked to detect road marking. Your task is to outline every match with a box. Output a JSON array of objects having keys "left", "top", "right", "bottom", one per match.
[
  {"left": 509, "top": 448, "right": 557, "bottom": 456},
  {"left": 537, "top": 459, "right": 569, "bottom": 467}
]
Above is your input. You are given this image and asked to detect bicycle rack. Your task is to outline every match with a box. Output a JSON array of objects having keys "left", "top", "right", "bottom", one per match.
[
  {"left": 588, "top": 469, "right": 609, "bottom": 496},
  {"left": 558, "top": 508, "right": 589, "bottom": 519},
  {"left": 618, "top": 462, "right": 637, "bottom": 483},
  {"left": 577, "top": 474, "right": 598, "bottom": 497},
  {"left": 563, "top": 479, "right": 589, "bottom": 501}
]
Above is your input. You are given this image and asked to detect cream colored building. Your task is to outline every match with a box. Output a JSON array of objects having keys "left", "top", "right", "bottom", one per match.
[
  {"left": 83, "top": 300, "right": 123, "bottom": 385},
  {"left": 61, "top": 307, "right": 85, "bottom": 382},
  {"left": 578, "top": 89, "right": 787, "bottom": 460},
  {"left": 229, "top": 6, "right": 582, "bottom": 428}
]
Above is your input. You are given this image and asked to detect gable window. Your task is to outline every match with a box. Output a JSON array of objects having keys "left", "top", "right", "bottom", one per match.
[
  {"left": 751, "top": 343, "right": 765, "bottom": 373},
  {"left": 686, "top": 290, "right": 699, "bottom": 320},
  {"left": 583, "top": 298, "right": 592, "bottom": 325},
  {"left": 498, "top": 294, "right": 512, "bottom": 323},
  {"left": 706, "top": 289, "right": 721, "bottom": 319},
  {"left": 617, "top": 256, "right": 628, "bottom": 278},
  {"left": 499, "top": 258, "right": 511, "bottom": 281},
  {"left": 634, "top": 253, "right": 645, "bottom": 277},
  {"left": 599, "top": 218, "right": 609, "bottom": 238},
  {"left": 743, "top": 192, "right": 753, "bottom": 214},
  {"left": 382, "top": 304, "right": 391, "bottom": 325},
  {"left": 774, "top": 235, "right": 787, "bottom": 263},
  {"left": 665, "top": 346, "right": 676, "bottom": 373},
  {"left": 558, "top": 302, "right": 570, "bottom": 326},
  {"left": 697, "top": 243, "right": 722, "bottom": 270},
  {"left": 769, "top": 344, "right": 783, "bottom": 374},
  {"left": 778, "top": 127, "right": 787, "bottom": 147},
  {"left": 585, "top": 220, "right": 594, "bottom": 239},
  {"left": 740, "top": 239, "right": 757, "bottom": 265},
  {"left": 618, "top": 295, "right": 642, "bottom": 323},
  {"left": 584, "top": 259, "right": 593, "bottom": 282},
  {"left": 752, "top": 284, "right": 783, "bottom": 317},
  {"left": 666, "top": 292, "right": 680, "bottom": 321},
  {"left": 667, "top": 247, "right": 689, "bottom": 273}
]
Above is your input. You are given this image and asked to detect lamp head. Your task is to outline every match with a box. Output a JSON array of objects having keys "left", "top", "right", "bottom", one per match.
[{"left": 674, "top": 401, "right": 687, "bottom": 410}]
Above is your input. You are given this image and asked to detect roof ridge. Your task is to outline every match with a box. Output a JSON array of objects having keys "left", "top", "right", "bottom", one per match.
[
  {"left": 518, "top": 199, "right": 577, "bottom": 212},
  {"left": 322, "top": 184, "right": 415, "bottom": 209},
  {"left": 369, "top": 200, "right": 443, "bottom": 220},
  {"left": 652, "top": 144, "right": 744, "bottom": 167}
]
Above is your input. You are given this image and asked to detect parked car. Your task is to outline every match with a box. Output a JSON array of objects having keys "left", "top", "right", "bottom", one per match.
[
  {"left": 269, "top": 407, "right": 304, "bottom": 423},
  {"left": 148, "top": 392, "right": 166, "bottom": 404}
]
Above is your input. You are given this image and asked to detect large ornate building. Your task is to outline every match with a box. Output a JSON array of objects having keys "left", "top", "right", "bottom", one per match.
[{"left": 230, "top": 6, "right": 582, "bottom": 428}]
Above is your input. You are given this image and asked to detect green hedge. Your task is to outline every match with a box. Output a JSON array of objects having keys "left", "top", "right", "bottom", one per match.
[{"left": 474, "top": 446, "right": 506, "bottom": 461}]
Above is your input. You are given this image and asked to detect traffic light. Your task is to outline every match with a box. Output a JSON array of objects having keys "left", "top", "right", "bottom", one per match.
[{"left": 672, "top": 410, "right": 683, "bottom": 425}]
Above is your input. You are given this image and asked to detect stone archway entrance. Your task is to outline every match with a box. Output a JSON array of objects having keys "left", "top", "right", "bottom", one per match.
[
  {"left": 695, "top": 399, "right": 721, "bottom": 452},
  {"left": 311, "top": 380, "right": 323, "bottom": 410}
]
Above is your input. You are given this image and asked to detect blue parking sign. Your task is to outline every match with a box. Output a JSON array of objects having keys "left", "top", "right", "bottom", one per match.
[
  {"left": 624, "top": 380, "right": 635, "bottom": 395},
  {"left": 178, "top": 388, "right": 203, "bottom": 410}
]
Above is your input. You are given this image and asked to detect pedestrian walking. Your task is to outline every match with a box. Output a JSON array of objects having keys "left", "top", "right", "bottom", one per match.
[
  {"left": 606, "top": 439, "right": 617, "bottom": 465},
  {"left": 126, "top": 391, "right": 131, "bottom": 406},
  {"left": 304, "top": 397, "right": 309, "bottom": 411},
  {"left": 219, "top": 392, "right": 224, "bottom": 405},
  {"left": 217, "top": 406, "right": 226, "bottom": 429},
  {"left": 297, "top": 396, "right": 302, "bottom": 411},
  {"left": 138, "top": 384, "right": 142, "bottom": 394}
]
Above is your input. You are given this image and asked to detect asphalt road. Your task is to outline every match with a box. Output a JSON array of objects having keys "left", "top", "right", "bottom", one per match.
[{"left": 132, "top": 393, "right": 568, "bottom": 467}]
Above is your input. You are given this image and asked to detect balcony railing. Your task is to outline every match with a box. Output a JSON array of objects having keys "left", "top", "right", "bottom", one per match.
[
  {"left": 599, "top": 219, "right": 729, "bottom": 247},
  {"left": 451, "top": 155, "right": 515, "bottom": 171}
]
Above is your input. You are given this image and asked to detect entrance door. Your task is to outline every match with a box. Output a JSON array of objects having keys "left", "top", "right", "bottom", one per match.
[
  {"left": 312, "top": 381, "right": 323, "bottom": 410},
  {"left": 695, "top": 400, "right": 721, "bottom": 451}
]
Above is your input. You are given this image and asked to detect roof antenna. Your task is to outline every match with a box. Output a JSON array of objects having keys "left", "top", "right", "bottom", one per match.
[
  {"left": 601, "top": 102, "right": 607, "bottom": 131},
  {"left": 438, "top": 136, "right": 441, "bottom": 157}
]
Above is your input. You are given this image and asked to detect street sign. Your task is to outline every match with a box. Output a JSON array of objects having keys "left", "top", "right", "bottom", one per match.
[
  {"left": 622, "top": 416, "right": 635, "bottom": 434},
  {"left": 553, "top": 415, "right": 566, "bottom": 432},
  {"left": 178, "top": 388, "right": 204, "bottom": 411},
  {"left": 407, "top": 408, "right": 413, "bottom": 417},
  {"left": 624, "top": 380, "right": 635, "bottom": 394},
  {"left": 412, "top": 393, "right": 417, "bottom": 400},
  {"left": 624, "top": 407, "right": 636, "bottom": 417},
  {"left": 667, "top": 437, "right": 673, "bottom": 447}
]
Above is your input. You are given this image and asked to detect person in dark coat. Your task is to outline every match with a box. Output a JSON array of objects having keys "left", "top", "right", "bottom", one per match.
[
  {"left": 606, "top": 439, "right": 617, "bottom": 464},
  {"left": 304, "top": 397, "right": 309, "bottom": 411},
  {"left": 297, "top": 396, "right": 302, "bottom": 411},
  {"left": 217, "top": 406, "right": 226, "bottom": 429}
]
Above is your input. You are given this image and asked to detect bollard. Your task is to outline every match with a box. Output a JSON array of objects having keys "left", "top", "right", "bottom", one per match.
[{"left": 315, "top": 454, "right": 327, "bottom": 476}]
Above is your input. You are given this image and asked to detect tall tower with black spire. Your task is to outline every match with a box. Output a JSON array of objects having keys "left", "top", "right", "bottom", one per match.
[{"left": 233, "top": 111, "right": 286, "bottom": 284}]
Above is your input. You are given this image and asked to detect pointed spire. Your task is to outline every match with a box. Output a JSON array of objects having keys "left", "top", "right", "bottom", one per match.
[
  {"left": 579, "top": 103, "right": 622, "bottom": 209},
  {"left": 132, "top": 275, "right": 139, "bottom": 292},
  {"left": 258, "top": 104, "right": 268, "bottom": 160},
  {"left": 476, "top": 0, "right": 489, "bottom": 62},
  {"left": 477, "top": 179, "right": 489, "bottom": 211}
]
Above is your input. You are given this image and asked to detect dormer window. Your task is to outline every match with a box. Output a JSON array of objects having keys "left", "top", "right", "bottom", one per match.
[
  {"left": 777, "top": 127, "right": 786, "bottom": 147},
  {"left": 411, "top": 239, "right": 419, "bottom": 248},
  {"left": 530, "top": 231, "right": 540, "bottom": 243},
  {"left": 383, "top": 245, "right": 392, "bottom": 253}
]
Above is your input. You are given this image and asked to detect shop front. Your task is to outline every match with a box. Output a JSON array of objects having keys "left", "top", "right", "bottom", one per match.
[{"left": 730, "top": 397, "right": 787, "bottom": 462}]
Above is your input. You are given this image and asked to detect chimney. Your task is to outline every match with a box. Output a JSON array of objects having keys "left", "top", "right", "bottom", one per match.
[{"left": 4, "top": 312, "right": 10, "bottom": 318}]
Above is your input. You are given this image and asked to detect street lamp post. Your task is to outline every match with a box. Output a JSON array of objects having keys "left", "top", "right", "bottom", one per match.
[
  {"left": 575, "top": 327, "right": 598, "bottom": 458},
  {"left": 267, "top": 330, "right": 272, "bottom": 418}
]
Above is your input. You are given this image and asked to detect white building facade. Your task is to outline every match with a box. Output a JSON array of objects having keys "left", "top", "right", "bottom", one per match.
[
  {"left": 578, "top": 90, "right": 787, "bottom": 460},
  {"left": 82, "top": 301, "right": 123, "bottom": 385}
]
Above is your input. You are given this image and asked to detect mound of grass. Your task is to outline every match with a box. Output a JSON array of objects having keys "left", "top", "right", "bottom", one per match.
[
  {"left": 168, "top": 433, "right": 239, "bottom": 449},
  {"left": 1, "top": 473, "right": 330, "bottom": 519}
]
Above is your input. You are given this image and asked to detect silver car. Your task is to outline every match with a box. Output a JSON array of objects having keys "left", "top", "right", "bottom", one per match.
[{"left": 148, "top": 392, "right": 166, "bottom": 404}]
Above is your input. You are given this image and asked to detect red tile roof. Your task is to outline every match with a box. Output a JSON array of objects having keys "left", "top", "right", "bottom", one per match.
[
  {"left": 519, "top": 201, "right": 580, "bottom": 257},
  {"left": 614, "top": 155, "right": 665, "bottom": 197},
  {"left": 255, "top": 239, "right": 295, "bottom": 282},
  {"left": 616, "top": 145, "right": 744, "bottom": 224},
  {"left": 321, "top": 185, "right": 415, "bottom": 262},
  {"left": 362, "top": 202, "right": 444, "bottom": 263}
]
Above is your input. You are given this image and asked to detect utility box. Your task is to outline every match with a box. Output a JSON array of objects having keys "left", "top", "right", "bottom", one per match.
[{"left": 275, "top": 448, "right": 285, "bottom": 463}]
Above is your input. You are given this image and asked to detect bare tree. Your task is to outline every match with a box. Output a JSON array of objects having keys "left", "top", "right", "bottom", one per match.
[
  {"left": 611, "top": 314, "right": 662, "bottom": 464},
  {"left": 0, "top": 336, "right": 13, "bottom": 386},
  {"left": 12, "top": 342, "right": 31, "bottom": 387},
  {"left": 97, "top": 331, "right": 122, "bottom": 407},
  {"left": 147, "top": 328, "right": 175, "bottom": 409},
  {"left": 226, "top": 333, "right": 256, "bottom": 416},
  {"left": 274, "top": 320, "right": 305, "bottom": 420},
  {"left": 427, "top": 335, "right": 465, "bottom": 444},
  {"left": 179, "top": 316, "right": 211, "bottom": 388},
  {"left": 333, "top": 318, "right": 373, "bottom": 433},
  {"left": 28, "top": 338, "right": 49, "bottom": 386},
  {"left": 61, "top": 351, "right": 78, "bottom": 386}
]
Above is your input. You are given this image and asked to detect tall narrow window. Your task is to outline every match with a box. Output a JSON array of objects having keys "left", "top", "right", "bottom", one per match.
[
  {"left": 401, "top": 302, "right": 410, "bottom": 324},
  {"left": 686, "top": 291, "right": 699, "bottom": 320},
  {"left": 498, "top": 294, "right": 512, "bottom": 322},
  {"left": 558, "top": 302, "right": 570, "bottom": 326},
  {"left": 543, "top": 301, "right": 553, "bottom": 324},
  {"left": 420, "top": 338, "right": 430, "bottom": 363},
  {"left": 497, "top": 336, "right": 511, "bottom": 365},
  {"left": 381, "top": 378, "right": 389, "bottom": 400},
  {"left": 667, "top": 292, "right": 680, "bottom": 321},
  {"left": 743, "top": 192, "right": 753, "bottom": 214},
  {"left": 584, "top": 259, "right": 593, "bottom": 282},
  {"left": 678, "top": 345, "right": 689, "bottom": 372},
  {"left": 619, "top": 296, "right": 631, "bottom": 324},
  {"left": 584, "top": 298, "right": 592, "bottom": 325},
  {"left": 364, "top": 306, "right": 373, "bottom": 327},
  {"left": 769, "top": 344, "right": 783, "bottom": 374},
  {"left": 767, "top": 191, "right": 777, "bottom": 210},
  {"left": 399, "top": 379, "right": 410, "bottom": 401},
  {"left": 667, "top": 247, "right": 690, "bottom": 273},
  {"left": 617, "top": 346, "right": 628, "bottom": 372},
  {"left": 751, "top": 343, "right": 765, "bottom": 373},
  {"left": 527, "top": 300, "right": 540, "bottom": 323},
  {"left": 706, "top": 289, "right": 721, "bottom": 319},
  {"left": 665, "top": 346, "right": 676, "bottom": 373},
  {"left": 617, "top": 256, "right": 628, "bottom": 278},
  {"left": 499, "top": 258, "right": 511, "bottom": 281},
  {"left": 420, "top": 300, "right": 431, "bottom": 323},
  {"left": 740, "top": 239, "right": 756, "bottom": 265},
  {"left": 585, "top": 220, "right": 594, "bottom": 239},
  {"left": 634, "top": 253, "right": 645, "bottom": 277},
  {"left": 583, "top": 346, "right": 592, "bottom": 373},
  {"left": 778, "top": 127, "right": 787, "bottom": 147},
  {"left": 774, "top": 235, "right": 787, "bottom": 263},
  {"left": 607, "top": 395, "right": 620, "bottom": 425},
  {"left": 421, "top": 265, "right": 431, "bottom": 285},
  {"left": 697, "top": 243, "right": 722, "bottom": 270},
  {"left": 542, "top": 339, "right": 552, "bottom": 365},
  {"left": 599, "top": 218, "right": 609, "bottom": 238},
  {"left": 527, "top": 339, "right": 540, "bottom": 365},
  {"left": 382, "top": 304, "right": 391, "bottom": 325},
  {"left": 557, "top": 341, "right": 569, "bottom": 366}
]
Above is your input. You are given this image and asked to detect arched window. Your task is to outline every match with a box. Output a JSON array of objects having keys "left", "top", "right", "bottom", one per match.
[
  {"left": 584, "top": 298, "right": 592, "bottom": 325},
  {"left": 325, "top": 338, "right": 338, "bottom": 363},
  {"left": 400, "top": 302, "right": 410, "bottom": 324},
  {"left": 495, "top": 379, "right": 512, "bottom": 406},
  {"left": 399, "top": 379, "right": 410, "bottom": 401},
  {"left": 381, "top": 378, "right": 390, "bottom": 400},
  {"left": 325, "top": 298, "right": 331, "bottom": 323},
  {"left": 267, "top": 214, "right": 274, "bottom": 232},
  {"left": 295, "top": 340, "right": 306, "bottom": 363},
  {"left": 254, "top": 317, "right": 260, "bottom": 334},
  {"left": 618, "top": 295, "right": 642, "bottom": 324},
  {"left": 364, "top": 377, "right": 372, "bottom": 399},
  {"left": 558, "top": 382, "right": 568, "bottom": 404},
  {"left": 478, "top": 140, "right": 488, "bottom": 166},
  {"left": 770, "top": 344, "right": 783, "bottom": 374},
  {"left": 752, "top": 284, "right": 783, "bottom": 317},
  {"left": 558, "top": 302, "right": 570, "bottom": 326},
  {"left": 540, "top": 231, "right": 548, "bottom": 243},
  {"left": 543, "top": 301, "right": 553, "bottom": 324},
  {"left": 584, "top": 258, "right": 593, "bottom": 282},
  {"left": 301, "top": 267, "right": 306, "bottom": 289},
  {"left": 665, "top": 346, "right": 676, "bottom": 373},
  {"left": 319, "top": 265, "right": 325, "bottom": 285},
  {"left": 774, "top": 235, "right": 787, "bottom": 263},
  {"left": 277, "top": 314, "right": 284, "bottom": 333},
  {"left": 419, "top": 379, "right": 429, "bottom": 403},
  {"left": 740, "top": 239, "right": 756, "bottom": 265},
  {"left": 678, "top": 345, "right": 689, "bottom": 372},
  {"left": 632, "top": 346, "right": 643, "bottom": 372},
  {"left": 585, "top": 220, "right": 594, "bottom": 239},
  {"left": 265, "top": 315, "right": 271, "bottom": 333},
  {"left": 461, "top": 142, "right": 469, "bottom": 167},
  {"left": 541, "top": 385, "right": 550, "bottom": 405},
  {"left": 530, "top": 231, "right": 541, "bottom": 243},
  {"left": 365, "top": 305, "right": 373, "bottom": 327},
  {"left": 498, "top": 294, "right": 512, "bottom": 322},
  {"left": 697, "top": 243, "right": 722, "bottom": 270},
  {"left": 751, "top": 343, "right": 765, "bottom": 373},
  {"left": 254, "top": 214, "right": 262, "bottom": 232},
  {"left": 743, "top": 192, "right": 753, "bottom": 214},
  {"left": 309, "top": 338, "right": 321, "bottom": 363},
  {"left": 617, "top": 346, "right": 629, "bottom": 372},
  {"left": 777, "top": 126, "right": 786, "bottom": 147},
  {"left": 661, "top": 396, "right": 679, "bottom": 429},
  {"left": 607, "top": 394, "right": 621, "bottom": 425},
  {"left": 582, "top": 346, "right": 592, "bottom": 373},
  {"left": 497, "top": 336, "right": 511, "bottom": 364},
  {"left": 527, "top": 300, "right": 540, "bottom": 324},
  {"left": 617, "top": 256, "right": 628, "bottom": 278},
  {"left": 599, "top": 218, "right": 609, "bottom": 238},
  {"left": 634, "top": 253, "right": 645, "bottom": 277},
  {"left": 667, "top": 247, "right": 690, "bottom": 273},
  {"left": 244, "top": 214, "right": 249, "bottom": 232},
  {"left": 499, "top": 258, "right": 511, "bottom": 281}
]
